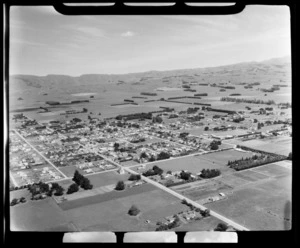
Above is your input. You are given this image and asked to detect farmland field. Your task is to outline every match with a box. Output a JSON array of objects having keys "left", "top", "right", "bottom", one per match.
[
  {"left": 85, "top": 170, "right": 131, "bottom": 188},
  {"left": 63, "top": 188, "right": 185, "bottom": 231},
  {"left": 10, "top": 197, "right": 73, "bottom": 231},
  {"left": 195, "top": 149, "right": 257, "bottom": 166},
  {"left": 239, "top": 136, "right": 292, "bottom": 156},
  {"left": 178, "top": 179, "right": 233, "bottom": 201},
  {"left": 216, "top": 174, "right": 252, "bottom": 188},
  {"left": 251, "top": 163, "right": 292, "bottom": 177},
  {"left": 130, "top": 155, "right": 233, "bottom": 175},
  {"left": 206, "top": 172, "right": 292, "bottom": 230},
  {"left": 59, "top": 183, "right": 157, "bottom": 211},
  {"left": 232, "top": 170, "right": 270, "bottom": 182}
]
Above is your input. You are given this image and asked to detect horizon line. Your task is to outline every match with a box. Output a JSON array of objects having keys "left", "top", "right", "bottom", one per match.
[{"left": 10, "top": 54, "right": 291, "bottom": 78}]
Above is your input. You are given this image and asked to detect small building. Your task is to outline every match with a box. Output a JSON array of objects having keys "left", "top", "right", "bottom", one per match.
[{"left": 117, "top": 167, "right": 125, "bottom": 174}]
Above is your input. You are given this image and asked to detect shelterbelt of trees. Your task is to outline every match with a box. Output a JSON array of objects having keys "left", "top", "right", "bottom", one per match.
[{"left": 220, "top": 97, "right": 275, "bottom": 105}]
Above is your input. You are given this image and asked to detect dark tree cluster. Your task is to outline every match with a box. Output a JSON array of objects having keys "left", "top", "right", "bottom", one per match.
[
  {"left": 152, "top": 115, "right": 163, "bottom": 123},
  {"left": 67, "top": 183, "right": 79, "bottom": 194},
  {"left": 128, "top": 174, "right": 141, "bottom": 181},
  {"left": 157, "top": 151, "right": 171, "bottom": 160},
  {"left": 187, "top": 107, "right": 199, "bottom": 114},
  {"left": 209, "top": 140, "right": 220, "bottom": 150},
  {"left": 200, "top": 169, "right": 221, "bottom": 179},
  {"left": 72, "top": 170, "right": 93, "bottom": 190},
  {"left": 142, "top": 165, "right": 164, "bottom": 177},
  {"left": 28, "top": 181, "right": 64, "bottom": 199},
  {"left": 180, "top": 170, "right": 192, "bottom": 180},
  {"left": 10, "top": 197, "right": 26, "bottom": 206},
  {"left": 221, "top": 97, "right": 275, "bottom": 105},
  {"left": 115, "top": 181, "right": 125, "bottom": 191},
  {"left": 181, "top": 199, "right": 210, "bottom": 217},
  {"left": 156, "top": 215, "right": 181, "bottom": 231},
  {"left": 116, "top": 112, "right": 152, "bottom": 121},
  {"left": 227, "top": 150, "right": 286, "bottom": 171}
]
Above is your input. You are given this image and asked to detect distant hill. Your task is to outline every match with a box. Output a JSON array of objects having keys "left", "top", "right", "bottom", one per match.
[{"left": 9, "top": 55, "right": 291, "bottom": 97}]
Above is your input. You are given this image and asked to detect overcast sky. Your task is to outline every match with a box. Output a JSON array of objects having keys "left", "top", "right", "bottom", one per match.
[{"left": 9, "top": 5, "right": 290, "bottom": 76}]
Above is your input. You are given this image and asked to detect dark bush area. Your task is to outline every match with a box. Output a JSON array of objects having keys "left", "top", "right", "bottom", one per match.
[{"left": 200, "top": 169, "right": 221, "bottom": 179}]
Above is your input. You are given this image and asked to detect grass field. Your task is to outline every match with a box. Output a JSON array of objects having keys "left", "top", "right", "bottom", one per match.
[
  {"left": 232, "top": 170, "right": 270, "bottom": 182},
  {"left": 239, "top": 136, "right": 292, "bottom": 156},
  {"left": 59, "top": 183, "right": 157, "bottom": 211},
  {"left": 10, "top": 197, "right": 72, "bottom": 231},
  {"left": 178, "top": 180, "right": 233, "bottom": 201},
  {"left": 130, "top": 149, "right": 256, "bottom": 175},
  {"left": 63, "top": 188, "right": 186, "bottom": 231},
  {"left": 130, "top": 155, "right": 232, "bottom": 175},
  {"left": 206, "top": 172, "right": 292, "bottom": 230},
  {"left": 216, "top": 174, "right": 251, "bottom": 188},
  {"left": 197, "top": 149, "right": 257, "bottom": 165},
  {"left": 251, "top": 163, "right": 291, "bottom": 177},
  {"left": 85, "top": 170, "right": 130, "bottom": 188}
]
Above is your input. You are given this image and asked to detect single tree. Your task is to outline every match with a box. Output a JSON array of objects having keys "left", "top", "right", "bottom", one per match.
[
  {"left": 214, "top": 223, "right": 228, "bottom": 231},
  {"left": 115, "top": 181, "right": 125, "bottom": 191},
  {"left": 128, "top": 205, "right": 141, "bottom": 216}
]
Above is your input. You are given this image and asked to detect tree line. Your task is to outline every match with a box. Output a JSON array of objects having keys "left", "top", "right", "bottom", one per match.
[{"left": 220, "top": 97, "right": 275, "bottom": 105}]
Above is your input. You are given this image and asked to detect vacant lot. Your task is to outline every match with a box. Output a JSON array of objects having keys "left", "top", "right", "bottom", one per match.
[{"left": 206, "top": 172, "right": 292, "bottom": 230}]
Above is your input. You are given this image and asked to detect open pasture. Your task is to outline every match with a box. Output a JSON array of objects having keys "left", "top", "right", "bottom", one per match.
[
  {"left": 206, "top": 172, "right": 292, "bottom": 230},
  {"left": 10, "top": 197, "right": 72, "bottom": 231},
  {"left": 131, "top": 155, "right": 232, "bottom": 175},
  {"left": 59, "top": 183, "right": 157, "bottom": 211},
  {"left": 215, "top": 174, "right": 250, "bottom": 188},
  {"left": 251, "top": 163, "right": 291, "bottom": 177},
  {"left": 63, "top": 187, "right": 184, "bottom": 231},
  {"left": 239, "top": 136, "right": 291, "bottom": 156},
  {"left": 85, "top": 170, "right": 130, "bottom": 188},
  {"left": 232, "top": 170, "right": 270, "bottom": 182},
  {"left": 195, "top": 149, "right": 257, "bottom": 166}
]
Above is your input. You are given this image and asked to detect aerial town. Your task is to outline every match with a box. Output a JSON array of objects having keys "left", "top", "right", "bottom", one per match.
[
  {"left": 8, "top": 6, "right": 291, "bottom": 234},
  {"left": 9, "top": 59, "right": 292, "bottom": 232}
]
